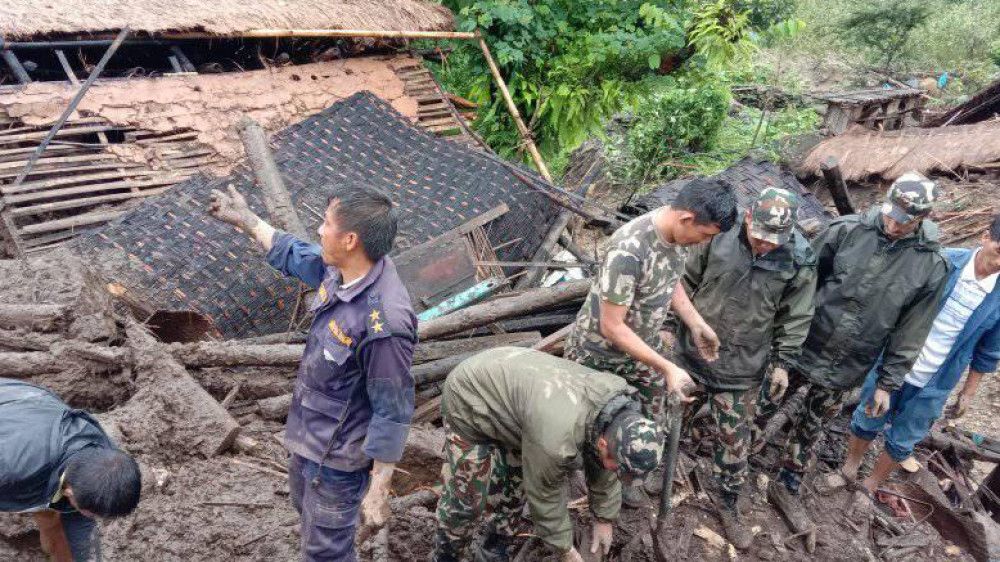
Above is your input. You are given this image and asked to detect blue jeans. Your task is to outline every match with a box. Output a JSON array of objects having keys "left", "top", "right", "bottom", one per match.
[
  {"left": 47, "top": 500, "right": 96, "bottom": 561},
  {"left": 288, "top": 454, "right": 371, "bottom": 562},
  {"left": 850, "top": 379, "right": 939, "bottom": 462}
]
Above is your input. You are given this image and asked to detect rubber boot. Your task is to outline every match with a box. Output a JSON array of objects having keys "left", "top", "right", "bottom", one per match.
[
  {"left": 767, "top": 470, "right": 816, "bottom": 553},
  {"left": 622, "top": 484, "right": 650, "bottom": 508},
  {"left": 430, "top": 530, "right": 462, "bottom": 562},
  {"left": 717, "top": 492, "right": 753, "bottom": 550},
  {"left": 473, "top": 529, "right": 515, "bottom": 562}
]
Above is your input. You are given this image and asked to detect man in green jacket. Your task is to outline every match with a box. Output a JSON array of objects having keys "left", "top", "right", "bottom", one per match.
[
  {"left": 431, "top": 347, "right": 664, "bottom": 562},
  {"left": 753, "top": 173, "right": 951, "bottom": 544},
  {"left": 565, "top": 178, "right": 738, "bottom": 506},
  {"left": 676, "top": 187, "right": 817, "bottom": 549}
]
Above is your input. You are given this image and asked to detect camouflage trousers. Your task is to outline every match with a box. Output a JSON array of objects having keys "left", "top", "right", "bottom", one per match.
[
  {"left": 754, "top": 370, "right": 847, "bottom": 474},
  {"left": 565, "top": 347, "right": 666, "bottom": 428},
  {"left": 434, "top": 428, "right": 525, "bottom": 555},
  {"left": 684, "top": 386, "right": 756, "bottom": 496}
]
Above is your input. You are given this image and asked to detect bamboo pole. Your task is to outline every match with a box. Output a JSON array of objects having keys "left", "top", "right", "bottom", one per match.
[
  {"left": 474, "top": 31, "right": 553, "bottom": 183},
  {"left": 160, "top": 30, "right": 477, "bottom": 40}
]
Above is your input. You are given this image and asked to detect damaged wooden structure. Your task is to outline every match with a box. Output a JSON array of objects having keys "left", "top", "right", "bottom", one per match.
[
  {"left": 72, "top": 92, "right": 562, "bottom": 339},
  {"left": 0, "top": 0, "right": 480, "bottom": 256},
  {"left": 817, "top": 87, "right": 925, "bottom": 135}
]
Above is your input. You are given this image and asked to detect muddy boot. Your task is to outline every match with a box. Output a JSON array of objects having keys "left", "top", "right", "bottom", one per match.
[
  {"left": 767, "top": 469, "right": 815, "bottom": 553},
  {"left": 622, "top": 484, "right": 650, "bottom": 508},
  {"left": 718, "top": 492, "right": 753, "bottom": 550},
  {"left": 430, "top": 531, "right": 462, "bottom": 562},
  {"left": 473, "top": 528, "right": 515, "bottom": 562}
]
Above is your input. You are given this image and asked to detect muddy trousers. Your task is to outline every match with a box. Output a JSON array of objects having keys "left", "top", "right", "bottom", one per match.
[
  {"left": 434, "top": 430, "right": 525, "bottom": 557},
  {"left": 288, "top": 454, "right": 371, "bottom": 562},
  {"left": 685, "top": 386, "right": 756, "bottom": 496},
  {"left": 755, "top": 371, "right": 847, "bottom": 474}
]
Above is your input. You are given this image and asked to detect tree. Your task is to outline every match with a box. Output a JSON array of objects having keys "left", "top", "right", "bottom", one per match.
[{"left": 841, "top": 0, "right": 931, "bottom": 70}]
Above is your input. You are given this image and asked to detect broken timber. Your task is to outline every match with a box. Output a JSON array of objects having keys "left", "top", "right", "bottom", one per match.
[
  {"left": 115, "top": 322, "right": 240, "bottom": 457},
  {"left": 820, "top": 156, "right": 856, "bottom": 216},
  {"left": 236, "top": 116, "right": 309, "bottom": 240},
  {"left": 0, "top": 303, "right": 68, "bottom": 332},
  {"left": 419, "top": 279, "right": 590, "bottom": 341}
]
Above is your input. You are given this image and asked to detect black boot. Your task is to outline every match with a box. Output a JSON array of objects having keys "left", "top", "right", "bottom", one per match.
[
  {"left": 430, "top": 530, "right": 462, "bottom": 562},
  {"left": 717, "top": 492, "right": 752, "bottom": 550},
  {"left": 473, "top": 528, "right": 515, "bottom": 562}
]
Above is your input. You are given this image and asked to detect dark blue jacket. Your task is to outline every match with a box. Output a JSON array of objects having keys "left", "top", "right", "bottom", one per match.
[
  {"left": 266, "top": 232, "right": 417, "bottom": 472},
  {"left": 0, "top": 379, "right": 113, "bottom": 512}
]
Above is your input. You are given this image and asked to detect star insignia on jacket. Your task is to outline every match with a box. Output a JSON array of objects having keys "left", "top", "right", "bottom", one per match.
[
  {"left": 371, "top": 320, "right": 384, "bottom": 333},
  {"left": 369, "top": 310, "right": 381, "bottom": 323}
]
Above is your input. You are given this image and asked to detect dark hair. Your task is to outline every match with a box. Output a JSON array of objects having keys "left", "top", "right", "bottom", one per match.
[
  {"left": 991, "top": 214, "right": 1000, "bottom": 242},
  {"left": 64, "top": 448, "right": 142, "bottom": 518},
  {"left": 672, "top": 178, "right": 738, "bottom": 232},
  {"left": 326, "top": 184, "right": 398, "bottom": 262}
]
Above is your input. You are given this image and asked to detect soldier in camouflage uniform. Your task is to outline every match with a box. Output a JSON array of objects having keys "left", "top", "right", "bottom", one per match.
[
  {"left": 677, "top": 188, "right": 818, "bottom": 549},
  {"left": 432, "top": 348, "right": 664, "bottom": 562},
  {"left": 753, "top": 174, "right": 950, "bottom": 549},
  {"left": 565, "top": 178, "right": 738, "bottom": 506}
]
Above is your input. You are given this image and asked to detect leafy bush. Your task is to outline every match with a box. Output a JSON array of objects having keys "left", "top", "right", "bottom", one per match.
[
  {"left": 429, "top": 0, "right": 689, "bottom": 165},
  {"left": 688, "top": 0, "right": 757, "bottom": 70},
  {"left": 734, "top": 0, "right": 798, "bottom": 30},
  {"left": 607, "top": 72, "right": 731, "bottom": 184}
]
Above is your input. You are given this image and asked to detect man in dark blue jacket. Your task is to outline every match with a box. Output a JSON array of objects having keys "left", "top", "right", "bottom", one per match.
[
  {"left": 0, "top": 379, "right": 141, "bottom": 562},
  {"left": 826, "top": 215, "right": 1000, "bottom": 507},
  {"left": 209, "top": 183, "right": 416, "bottom": 561}
]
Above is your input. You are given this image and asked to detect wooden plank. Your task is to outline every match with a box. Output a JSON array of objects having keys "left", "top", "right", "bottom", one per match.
[
  {"left": 398, "top": 204, "right": 509, "bottom": 258},
  {"left": 2, "top": 169, "right": 165, "bottom": 195},
  {"left": 10, "top": 186, "right": 171, "bottom": 216},
  {"left": 54, "top": 50, "right": 80, "bottom": 86},
  {"left": 22, "top": 228, "right": 91, "bottom": 249},
  {"left": 419, "top": 116, "right": 461, "bottom": 128},
  {"left": 19, "top": 209, "right": 126, "bottom": 235},
  {"left": 0, "top": 161, "right": 144, "bottom": 180},
  {"left": 0, "top": 153, "right": 118, "bottom": 171},
  {"left": 0, "top": 125, "right": 121, "bottom": 145},
  {"left": 417, "top": 109, "right": 456, "bottom": 120},
  {"left": 5, "top": 175, "right": 189, "bottom": 204}
]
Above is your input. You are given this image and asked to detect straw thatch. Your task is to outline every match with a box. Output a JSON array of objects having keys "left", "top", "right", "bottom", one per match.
[
  {"left": 0, "top": 0, "right": 453, "bottom": 38},
  {"left": 925, "top": 77, "right": 1000, "bottom": 127},
  {"left": 802, "top": 121, "right": 1000, "bottom": 182}
]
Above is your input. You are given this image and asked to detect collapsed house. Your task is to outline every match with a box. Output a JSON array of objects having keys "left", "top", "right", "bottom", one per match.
[{"left": 0, "top": 0, "right": 480, "bottom": 255}]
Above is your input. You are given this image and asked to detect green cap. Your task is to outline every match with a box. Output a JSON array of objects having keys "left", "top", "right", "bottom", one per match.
[
  {"left": 613, "top": 415, "right": 664, "bottom": 486},
  {"left": 883, "top": 172, "right": 937, "bottom": 223},
  {"left": 749, "top": 187, "right": 799, "bottom": 245}
]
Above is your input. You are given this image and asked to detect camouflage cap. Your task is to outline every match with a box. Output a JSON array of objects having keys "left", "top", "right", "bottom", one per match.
[
  {"left": 748, "top": 187, "right": 799, "bottom": 245},
  {"left": 613, "top": 415, "right": 664, "bottom": 486},
  {"left": 883, "top": 172, "right": 937, "bottom": 224}
]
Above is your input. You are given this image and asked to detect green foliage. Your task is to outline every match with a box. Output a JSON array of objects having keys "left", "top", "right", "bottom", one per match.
[
  {"left": 607, "top": 72, "right": 732, "bottom": 184},
  {"left": 688, "top": 0, "right": 757, "bottom": 70},
  {"left": 734, "top": 0, "right": 798, "bottom": 30},
  {"left": 840, "top": 0, "right": 932, "bottom": 70},
  {"left": 429, "top": 0, "right": 688, "bottom": 164}
]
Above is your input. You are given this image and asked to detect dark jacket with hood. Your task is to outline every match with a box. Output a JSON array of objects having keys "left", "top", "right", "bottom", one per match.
[
  {"left": 676, "top": 223, "right": 818, "bottom": 391},
  {"left": 798, "top": 209, "right": 951, "bottom": 391}
]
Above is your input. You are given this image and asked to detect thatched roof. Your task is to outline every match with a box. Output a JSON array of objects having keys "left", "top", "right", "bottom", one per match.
[
  {"left": 803, "top": 121, "right": 1000, "bottom": 182},
  {"left": 925, "top": 77, "right": 1000, "bottom": 127},
  {"left": 0, "top": 0, "right": 454, "bottom": 39}
]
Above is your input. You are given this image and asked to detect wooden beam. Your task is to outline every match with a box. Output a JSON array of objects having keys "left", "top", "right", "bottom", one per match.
[
  {"left": 54, "top": 50, "right": 79, "bottom": 86},
  {"left": 475, "top": 31, "right": 553, "bottom": 182},
  {"left": 237, "top": 116, "right": 310, "bottom": 241},
  {"left": 1, "top": 50, "right": 31, "bottom": 84},
  {"left": 19, "top": 210, "right": 126, "bottom": 235},
  {"left": 10, "top": 187, "right": 170, "bottom": 217},
  {"left": 235, "top": 29, "right": 477, "bottom": 40},
  {"left": 820, "top": 156, "right": 856, "bottom": 216},
  {"left": 169, "top": 46, "right": 197, "bottom": 73}
]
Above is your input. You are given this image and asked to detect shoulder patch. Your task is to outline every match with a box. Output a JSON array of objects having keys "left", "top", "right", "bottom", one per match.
[{"left": 366, "top": 294, "right": 390, "bottom": 338}]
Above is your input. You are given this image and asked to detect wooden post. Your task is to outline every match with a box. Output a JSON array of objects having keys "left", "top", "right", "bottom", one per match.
[
  {"left": 1, "top": 50, "right": 31, "bottom": 84},
  {"left": 236, "top": 116, "right": 310, "bottom": 241},
  {"left": 54, "top": 50, "right": 79, "bottom": 86},
  {"left": 169, "top": 46, "right": 197, "bottom": 73},
  {"left": 475, "top": 31, "right": 553, "bottom": 183},
  {"left": 820, "top": 156, "right": 856, "bottom": 216}
]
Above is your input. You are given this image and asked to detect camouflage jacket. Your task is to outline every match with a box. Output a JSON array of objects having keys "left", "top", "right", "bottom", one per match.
[
  {"left": 676, "top": 223, "right": 818, "bottom": 390},
  {"left": 441, "top": 348, "right": 637, "bottom": 551},
  {"left": 799, "top": 209, "right": 951, "bottom": 391},
  {"left": 565, "top": 210, "right": 689, "bottom": 369}
]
